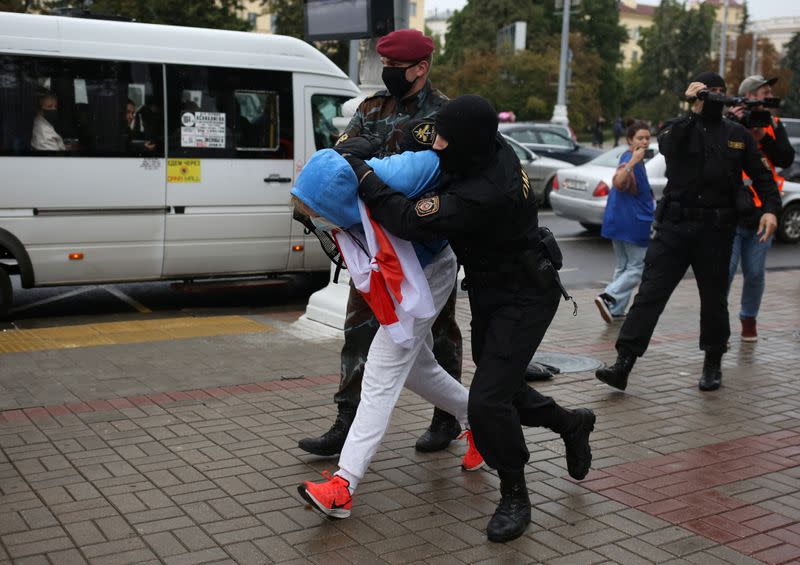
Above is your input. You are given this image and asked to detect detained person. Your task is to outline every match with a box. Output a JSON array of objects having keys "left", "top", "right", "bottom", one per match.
[
  {"left": 293, "top": 137, "right": 484, "bottom": 520},
  {"left": 595, "top": 121, "right": 655, "bottom": 323},
  {"left": 346, "top": 95, "right": 596, "bottom": 543}
]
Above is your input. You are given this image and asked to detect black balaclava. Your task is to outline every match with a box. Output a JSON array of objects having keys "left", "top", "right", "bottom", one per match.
[
  {"left": 434, "top": 94, "right": 499, "bottom": 176},
  {"left": 693, "top": 71, "right": 726, "bottom": 122}
]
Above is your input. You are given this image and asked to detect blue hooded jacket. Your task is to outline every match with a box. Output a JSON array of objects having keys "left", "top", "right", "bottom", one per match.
[{"left": 291, "top": 149, "right": 447, "bottom": 266}]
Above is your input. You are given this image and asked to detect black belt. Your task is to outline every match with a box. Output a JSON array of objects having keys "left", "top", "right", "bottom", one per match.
[
  {"left": 665, "top": 203, "right": 736, "bottom": 224},
  {"left": 461, "top": 268, "right": 528, "bottom": 290}
]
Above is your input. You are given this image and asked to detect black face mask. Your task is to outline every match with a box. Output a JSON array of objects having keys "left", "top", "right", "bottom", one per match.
[
  {"left": 382, "top": 65, "right": 416, "bottom": 99},
  {"left": 42, "top": 109, "right": 60, "bottom": 129},
  {"left": 433, "top": 145, "right": 460, "bottom": 174},
  {"left": 701, "top": 100, "right": 724, "bottom": 122}
]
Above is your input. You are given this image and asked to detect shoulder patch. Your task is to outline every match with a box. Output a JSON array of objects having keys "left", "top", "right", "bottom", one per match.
[
  {"left": 728, "top": 140, "right": 744, "bottom": 150},
  {"left": 761, "top": 156, "right": 771, "bottom": 171},
  {"left": 335, "top": 133, "right": 349, "bottom": 145},
  {"left": 412, "top": 121, "right": 436, "bottom": 145},
  {"left": 415, "top": 196, "right": 440, "bottom": 217}
]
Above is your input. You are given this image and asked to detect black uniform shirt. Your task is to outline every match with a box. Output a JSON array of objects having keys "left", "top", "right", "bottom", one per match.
[
  {"left": 658, "top": 112, "right": 781, "bottom": 215},
  {"left": 358, "top": 134, "right": 539, "bottom": 272}
]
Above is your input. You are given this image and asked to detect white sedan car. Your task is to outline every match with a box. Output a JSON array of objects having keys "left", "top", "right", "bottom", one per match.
[{"left": 549, "top": 144, "right": 666, "bottom": 231}]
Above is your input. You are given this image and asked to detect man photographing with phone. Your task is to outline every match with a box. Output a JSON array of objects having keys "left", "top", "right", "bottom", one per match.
[
  {"left": 596, "top": 72, "right": 780, "bottom": 393},
  {"left": 726, "top": 75, "right": 795, "bottom": 342}
]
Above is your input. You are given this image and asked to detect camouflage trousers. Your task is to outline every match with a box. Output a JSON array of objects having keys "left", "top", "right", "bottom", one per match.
[{"left": 335, "top": 278, "right": 463, "bottom": 413}]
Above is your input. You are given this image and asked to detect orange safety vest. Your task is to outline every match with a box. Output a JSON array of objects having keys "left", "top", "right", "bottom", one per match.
[{"left": 742, "top": 116, "right": 784, "bottom": 208}]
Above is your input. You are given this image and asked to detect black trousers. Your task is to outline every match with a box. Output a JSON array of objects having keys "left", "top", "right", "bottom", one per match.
[
  {"left": 617, "top": 219, "right": 735, "bottom": 357},
  {"left": 334, "top": 279, "right": 463, "bottom": 412},
  {"left": 467, "top": 283, "right": 570, "bottom": 472}
]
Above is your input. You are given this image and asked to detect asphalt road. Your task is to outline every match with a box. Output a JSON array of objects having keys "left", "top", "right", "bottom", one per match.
[{"left": 3, "top": 211, "right": 798, "bottom": 327}]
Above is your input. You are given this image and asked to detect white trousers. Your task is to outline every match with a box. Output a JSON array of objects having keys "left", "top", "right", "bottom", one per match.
[{"left": 337, "top": 247, "right": 469, "bottom": 490}]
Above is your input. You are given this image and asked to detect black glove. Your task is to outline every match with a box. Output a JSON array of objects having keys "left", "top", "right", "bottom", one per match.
[
  {"left": 334, "top": 134, "right": 382, "bottom": 159},
  {"left": 343, "top": 154, "right": 373, "bottom": 183}
]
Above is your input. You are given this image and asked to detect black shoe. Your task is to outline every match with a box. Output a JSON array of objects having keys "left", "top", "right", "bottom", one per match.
[
  {"left": 298, "top": 407, "right": 355, "bottom": 457},
  {"left": 595, "top": 352, "right": 636, "bottom": 391},
  {"left": 415, "top": 408, "right": 461, "bottom": 452},
  {"left": 487, "top": 469, "right": 531, "bottom": 543},
  {"left": 561, "top": 408, "right": 595, "bottom": 480},
  {"left": 524, "top": 362, "right": 558, "bottom": 382},
  {"left": 594, "top": 293, "right": 615, "bottom": 324},
  {"left": 698, "top": 352, "right": 722, "bottom": 391}
]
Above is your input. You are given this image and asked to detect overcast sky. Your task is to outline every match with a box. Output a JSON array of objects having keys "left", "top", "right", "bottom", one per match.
[{"left": 424, "top": 0, "right": 800, "bottom": 21}]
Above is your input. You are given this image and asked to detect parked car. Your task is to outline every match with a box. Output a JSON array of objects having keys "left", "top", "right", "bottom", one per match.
[
  {"left": 503, "top": 135, "right": 573, "bottom": 205},
  {"left": 781, "top": 117, "right": 800, "bottom": 147},
  {"left": 527, "top": 121, "right": 577, "bottom": 142},
  {"left": 777, "top": 180, "right": 800, "bottom": 244},
  {"left": 549, "top": 144, "right": 666, "bottom": 231},
  {"left": 499, "top": 122, "right": 601, "bottom": 165}
]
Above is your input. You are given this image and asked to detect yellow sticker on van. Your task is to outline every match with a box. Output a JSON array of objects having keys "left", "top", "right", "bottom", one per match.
[{"left": 167, "top": 159, "right": 201, "bottom": 183}]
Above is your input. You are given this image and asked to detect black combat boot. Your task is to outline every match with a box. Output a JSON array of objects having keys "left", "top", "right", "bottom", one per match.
[
  {"left": 415, "top": 408, "right": 461, "bottom": 452},
  {"left": 487, "top": 469, "right": 531, "bottom": 543},
  {"left": 297, "top": 406, "right": 355, "bottom": 457},
  {"left": 595, "top": 351, "right": 636, "bottom": 390},
  {"left": 698, "top": 351, "right": 723, "bottom": 391},
  {"left": 561, "top": 408, "right": 596, "bottom": 480}
]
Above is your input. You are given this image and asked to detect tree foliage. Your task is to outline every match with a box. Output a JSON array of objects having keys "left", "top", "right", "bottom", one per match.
[
  {"left": 783, "top": 32, "right": 800, "bottom": 117},
  {"left": 42, "top": 0, "right": 250, "bottom": 30},
  {"left": 626, "top": 0, "right": 716, "bottom": 123},
  {"left": 725, "top": 34, "right": 789, "bottom": 98}
]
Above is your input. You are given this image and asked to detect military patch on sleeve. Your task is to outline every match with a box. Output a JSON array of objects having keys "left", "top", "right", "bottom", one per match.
[
  {"left": 335, "top": 133, "right": 349, "bottom": 145},
  {"left": 412, "top": 121, "right": 436, "bottom": 146},
  {"left": 521, "top": 168, "right": 531, "bottom": 199},
  {"left": 761, "top": 156, "right": 771, "bottom": 171},
  {"left": 727, "top": 140, "right": 744, "bottom": 150},
  {"left": 415, "top": 196, "right": 440, "bottom": 217}
]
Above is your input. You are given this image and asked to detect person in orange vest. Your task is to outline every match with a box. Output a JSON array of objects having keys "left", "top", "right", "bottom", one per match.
[{"left": 727, "top": 75, "right": 795, "bottom": 342}]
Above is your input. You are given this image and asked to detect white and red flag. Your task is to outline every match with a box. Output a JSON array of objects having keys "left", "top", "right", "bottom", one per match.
[{"left": 333, "top": 199, "right": 435, "bottom": 348}]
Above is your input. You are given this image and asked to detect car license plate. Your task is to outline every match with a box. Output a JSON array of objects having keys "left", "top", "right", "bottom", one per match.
[{"left": 564, "top": 179, "right": 587, "bottom": 191}]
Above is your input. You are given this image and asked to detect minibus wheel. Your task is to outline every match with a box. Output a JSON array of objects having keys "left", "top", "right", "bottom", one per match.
[{"left": 0, "top": 268, "right": 11, "bottom": 321}]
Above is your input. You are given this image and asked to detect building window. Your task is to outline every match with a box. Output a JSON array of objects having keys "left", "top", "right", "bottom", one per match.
[
  {"left": 247, "top": 12, "right": 258, "bottom": 29},
  {"left": 632, "top": 50, "right": 639, "bottom": 63},
  {"left": 633, "top": 26, "right": 640, "bottom": 41},
  {"left": 410, "top": 2, "right": 417, "bottom": 17}
]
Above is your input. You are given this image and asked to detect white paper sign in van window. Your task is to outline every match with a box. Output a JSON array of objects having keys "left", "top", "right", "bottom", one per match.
[{"left": 181, "top": 112, "right": 226, "bottom": 149}]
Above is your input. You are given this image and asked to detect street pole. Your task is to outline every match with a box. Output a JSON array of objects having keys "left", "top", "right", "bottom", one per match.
[
  {"left": 718, "top": 0, "right": 729, "bottom": 76},
  {"left": 749, "top": 33, "right": 758, "bottom": 76},
  {"left": 551, "top": 0, "right": 570, "bottom": 125}
]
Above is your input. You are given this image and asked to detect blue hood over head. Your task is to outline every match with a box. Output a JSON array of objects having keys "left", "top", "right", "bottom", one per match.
[{"left": 291, "top": 148, "right": 441, "bottom": 230}]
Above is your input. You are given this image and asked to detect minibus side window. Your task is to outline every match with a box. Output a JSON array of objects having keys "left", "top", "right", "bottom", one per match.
[
  {"left": 0, "top": 54, "right": 164, "bottom": 157},
  {"left": 311, "top": 94, "right": 351, "bottom": 150},
  {"left": 166, "top": 65, "right": 293, "bottom": 160}
]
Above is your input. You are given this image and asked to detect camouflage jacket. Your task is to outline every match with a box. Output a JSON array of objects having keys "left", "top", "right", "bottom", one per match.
[{"left": 338, "top": 80, "right": 448, "bottom": 157}]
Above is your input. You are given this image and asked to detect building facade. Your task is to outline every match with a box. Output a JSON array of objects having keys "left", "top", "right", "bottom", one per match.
[{"left": 749, "top": 16, "right": 800, "bottom": 56}]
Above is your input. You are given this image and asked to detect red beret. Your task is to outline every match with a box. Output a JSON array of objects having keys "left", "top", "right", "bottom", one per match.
[{"left": 376, "top": 29, "right": 434, "bottom": 61}]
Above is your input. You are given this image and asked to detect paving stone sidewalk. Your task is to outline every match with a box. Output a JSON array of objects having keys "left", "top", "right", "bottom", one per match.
[{"left": 0, "top": 270, "right": 798, "bottom": 564}]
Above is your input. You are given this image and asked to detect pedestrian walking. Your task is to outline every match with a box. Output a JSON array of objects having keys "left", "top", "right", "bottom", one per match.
[
  {"left": 595, "top": 120, "right": 654, "bottom": 323},
  {"left": 297, "top": 28, "right": 465, "bottom": 458},
  {"left": 349, "top": 95, "right": 595, "bottom": 543},
  {"left": 595, "top": 72, "right": 780, "bottom": 393},
  {"left": 727, "top": 75, "right": 795, "bottom": 342},
  {"left": 613, "top": 116, "right": 624, "bottom": 147}
]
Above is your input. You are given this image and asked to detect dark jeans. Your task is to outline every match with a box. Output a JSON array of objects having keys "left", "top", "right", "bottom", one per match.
[
  {"left": 617, "top": 219, "right": 735, "bottom": 357},
  {"left": 335, "top": 279, "right": 463, "bottom": 412},
  {"left": 466, "top": 283, "right": 567, "bottom": 472}
]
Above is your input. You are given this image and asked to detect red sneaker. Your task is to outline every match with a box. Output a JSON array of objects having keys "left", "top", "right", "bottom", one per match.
[
  {"left": 460, "top": 430, "right": 485, "bottom": 472},
  {"left": 741, "top": 317, "right": 757, "bottom": 342},
  {"left": 298, "top": 470, "right": 352, "bottom": 519}
]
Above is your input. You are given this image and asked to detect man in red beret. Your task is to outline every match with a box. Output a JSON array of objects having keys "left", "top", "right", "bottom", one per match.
[{"left": 297, "top": 28, "right": 467, "bottom": 457}]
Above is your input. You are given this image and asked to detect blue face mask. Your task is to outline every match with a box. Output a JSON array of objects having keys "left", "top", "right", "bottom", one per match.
[{"left": 311, "top": 216, "right": 340, "bottom": 232}]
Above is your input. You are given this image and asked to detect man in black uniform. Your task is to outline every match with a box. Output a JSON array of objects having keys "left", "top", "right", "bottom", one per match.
[
  {"left": 298, "top": 29, "right": 465, "bottom": 457},
  {"left": 346, "top": 95, "right": 596, "bottom": 543},
  {"left": 596, "top": 72, "right": 780, "bottom": 392}
]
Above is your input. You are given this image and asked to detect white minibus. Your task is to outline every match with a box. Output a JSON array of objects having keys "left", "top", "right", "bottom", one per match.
[{"left": 0, "top": 12, "right": 359, "bottom": 317}]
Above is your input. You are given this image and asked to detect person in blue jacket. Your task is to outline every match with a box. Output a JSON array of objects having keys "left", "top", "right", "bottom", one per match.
[
  {"left": 292, "top": 143, "right": 484, "bottom": 520},
  {"left": 595, "top": 121, "right": 655, "bottom": 323}
]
